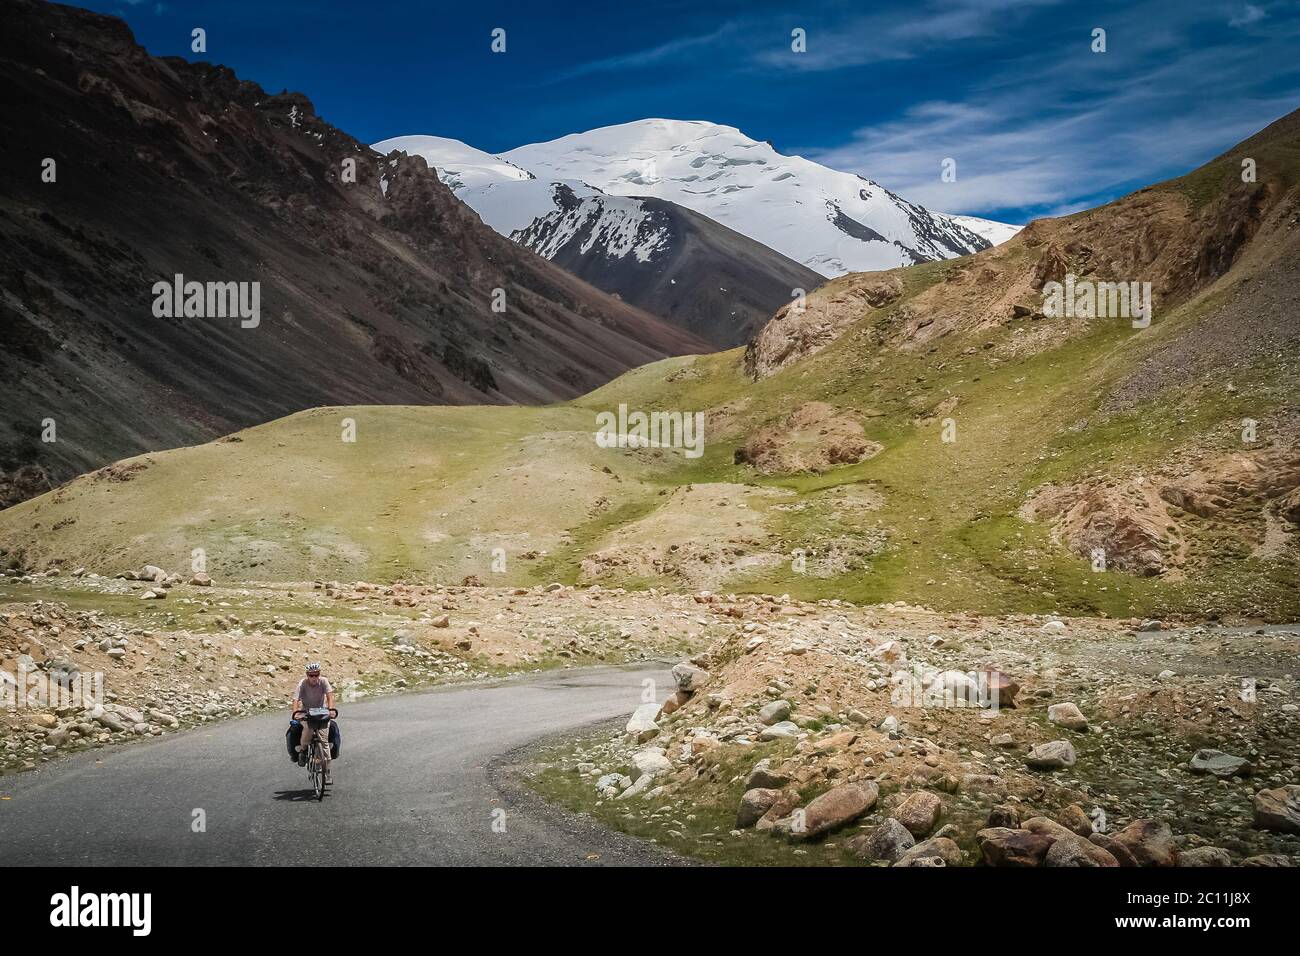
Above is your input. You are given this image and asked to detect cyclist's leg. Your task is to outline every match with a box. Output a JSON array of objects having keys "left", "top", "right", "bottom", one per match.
[{"left": 318, "top": 726, "right": 332, "bottom": 778}]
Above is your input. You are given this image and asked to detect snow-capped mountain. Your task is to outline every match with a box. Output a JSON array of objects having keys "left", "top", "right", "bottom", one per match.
[
  {"left": 373, "top": 121, "right": 1018, "bottom": 342},
  {"left": 373, "top": 135, "right": 606, "bottom": 237},
  {"left": 374, "top": 133, "right": 823, "bottom": 347},
  {"left": 947, "top": 215, "right": 1023, "bottom": 247},
  {"left": 376, "top": 134, "right": 666, "bottom": 252},
  {"left": 503, "top": 119, "right": 1018, "bottom": 277}
]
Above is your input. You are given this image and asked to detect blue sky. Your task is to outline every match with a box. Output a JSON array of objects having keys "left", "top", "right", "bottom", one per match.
[{"left": 87, "top": 0, "right": 1299, "bottom": 223}]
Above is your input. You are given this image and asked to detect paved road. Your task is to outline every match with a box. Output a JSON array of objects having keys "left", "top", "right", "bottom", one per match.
[{"left": 0, "top": 664, "right": 681, "bottom": 866}]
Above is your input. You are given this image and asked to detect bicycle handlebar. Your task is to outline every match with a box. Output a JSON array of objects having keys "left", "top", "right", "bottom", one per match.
[{"left": 292, "top": 708, "right": 339, "bottom": 720}]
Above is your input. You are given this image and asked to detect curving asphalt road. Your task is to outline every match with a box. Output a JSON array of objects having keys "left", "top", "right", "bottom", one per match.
[{"left": 0, "top": 664, "right": 683, "bottom": 866}]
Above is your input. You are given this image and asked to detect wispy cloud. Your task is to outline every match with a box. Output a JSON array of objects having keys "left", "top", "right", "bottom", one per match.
[
  {"left": 752, "top": 0, "right": 1065, "bottom": 72},
  {"left": 1229, "top": 4, "right": 1268, "bottom": 28},
  {"left": 799, "top": 3, "right": 1300, "bottom": 220},
  {"left": 546, "top": 23, "right": 740, "bottom": 83},
  {"left": 546, "top": 0, "right": 1065, "bottom": 82}
]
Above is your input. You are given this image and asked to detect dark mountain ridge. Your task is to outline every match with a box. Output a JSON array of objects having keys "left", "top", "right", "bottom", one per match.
[{"left": 0, "top": 0, "right": 708, "bottom": 507}]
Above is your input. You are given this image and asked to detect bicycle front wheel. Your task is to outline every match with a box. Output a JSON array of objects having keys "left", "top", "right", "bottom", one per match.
[{"left": 312, "top": 744, "right": 326, "bottom": 801}]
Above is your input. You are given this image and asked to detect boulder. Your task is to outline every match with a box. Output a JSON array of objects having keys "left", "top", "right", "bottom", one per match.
[
  {"left": 1189, "top": 749, "right": 1252, "bottom": 778},
  {"left": 759, "top": 720, "right": 799, "bottom": 741},
  {"left": 93, "top": 710, "right": 127, "bottom": 733},
  {"left": 629, "top": 748, "right": 671, "bottom": 780},
  {"left": 1045, "top": 838, "right": 1118, "bottom": 867},
  {"left": 976, "top": 828, "right": 1053, "bottom": 867},
  {"left": 114, "top": 706, "right": 145, "bottom": 725},
  {"left": 746, "top": 762, "right": 792, "bottom": 791},
  {"left": 754, "top": 789, "right": 802, "bottom": 833},
  {"left": 671, "top": 662, "right": 709, "bottom": 693},
  {"left": 847, "top": 818, "right": 915, "bottom": 863},
  {"left": 1025, "top": 739, "right": 1076, "bottom": 770},
  {"left": 758, "top": 699, "right": 792, "bottom": 725},
  {"left": 595, "top": 773, "right": 631, "bottom": 797},
  {"left": 1047, "top": 702, "right": 1089, "bottom": 732},
  {"left": 1112, "top": 819, "right": 1178, "bottom": 866},
  {"left": 986, "top": 804, "right": 1021, "bottom": 829},
  {"left": 1021, "top": 816, "right": 1081, "bottom": 844},
  {"left": 1178, "top": 846, "right": 1233, "bottom": 867},
  {"left": 1252, "top": 785, "right": 1300, "bottom": 834},
  {"left": 892, "top": 791, "right": 942, "bottom": 837},
  {"left": 812, "top": 730, "right": 857, "bottom": 754},
  {"left": 190, "top": 573, "right": 213, "bottom": 586},
  {"left": 1055, "top": 804, "right": 1095, "bottom": 837},
  {"left": 929, "top": 670, "right": 982, "bottom": 705},
  {"left": 736, "top": 788, "right": 783, "bottom": 829},
  {"left": 147, "top": 709, "right": 179, "bottom": 728},
  {"left": 1089, "top": 833, "right": 1140, "bottom": 867},
  {"left": 793, "top": 781, "right": 879, "bottom": 840},
  {"left": 895, "top": 836, "right": 962, "bottom": 867},
  {"left": 625, "top": 702, "right": 660, "bottom": 742},
  {"left": 617, "top": 774, "right": 657, "bottom": 800},
  {"left": 987, "top": 671, "right": 1020, "bottom": 708}
]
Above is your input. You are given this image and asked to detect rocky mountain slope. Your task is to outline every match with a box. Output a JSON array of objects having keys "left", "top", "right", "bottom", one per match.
[
  {"left": 504, "top": 119, "right": 1014, "bottom": 276},
  {"left": 373, "top": 135, "right": 823, "bottom": 347},
  {"left": 1, "top": 97, "right": 1295, "bottom": 620},
  {"left": 0, "top": 0, "right": 707, "bottom": 509}
]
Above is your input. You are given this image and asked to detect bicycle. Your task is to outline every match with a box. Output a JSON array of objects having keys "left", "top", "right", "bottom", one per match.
[{"left": 292, "top": 707, "right": 338, "bottom": 801}]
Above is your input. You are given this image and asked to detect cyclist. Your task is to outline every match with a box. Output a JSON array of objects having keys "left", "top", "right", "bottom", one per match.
[{"left": 291, "top": 662, "right": 335, "bottom": 773}]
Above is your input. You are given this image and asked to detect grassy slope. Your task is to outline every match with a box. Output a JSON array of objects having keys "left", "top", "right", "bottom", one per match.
[
  {"left": 3, "top": 263, "right": 1292, "bottom": 616},
  {"left": 577, "top": 277, "right": 1295, "bottom": 618}
]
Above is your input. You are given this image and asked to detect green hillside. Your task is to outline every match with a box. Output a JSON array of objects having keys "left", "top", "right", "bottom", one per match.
[{"left": 2, "top": 112, "right": 1298, "bottom": 620}]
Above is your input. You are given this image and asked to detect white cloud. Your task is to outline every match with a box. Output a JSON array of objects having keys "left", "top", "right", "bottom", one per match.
[
  {"left": 798, "top": 8, "right": 1300, "bottom": 220},
  {"left": 1229, "top": 4, "right": 1268, "bottom": 28}
]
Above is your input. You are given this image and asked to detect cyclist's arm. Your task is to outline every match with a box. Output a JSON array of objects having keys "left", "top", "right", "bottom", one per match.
[{"left": 325, "top": 690, "right": 335, "bottom": 710}]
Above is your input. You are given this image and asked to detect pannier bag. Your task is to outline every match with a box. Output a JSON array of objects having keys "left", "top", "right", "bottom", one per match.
[{"left": 286, "top": 718, "right": 341, "bottom": 759}]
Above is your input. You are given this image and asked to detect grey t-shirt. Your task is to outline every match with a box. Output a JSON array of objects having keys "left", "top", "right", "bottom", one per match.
[{"left": 294, "top": 677, "right": 332, "bottom": 710}]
